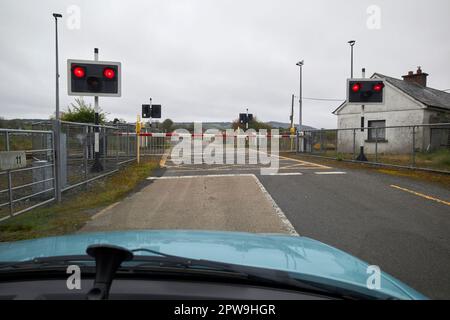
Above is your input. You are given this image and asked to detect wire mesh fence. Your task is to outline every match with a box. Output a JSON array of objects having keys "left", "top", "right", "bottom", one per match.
[
  {"left": 0, "top": 128, "right": 56, "bottom": 221},
  {"left": 0, "top": 121, "right": 141, "bottom": 221},
  {"left": 31, "top": 121, "right": 137, "bottom": 193},
  {"left": 301, "top": 123, "right": 450, "bottom": 173}
]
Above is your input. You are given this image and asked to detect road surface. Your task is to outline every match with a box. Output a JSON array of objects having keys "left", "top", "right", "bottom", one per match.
[{"left": 82, "top": 151, "right": 450, "bottom": 299}]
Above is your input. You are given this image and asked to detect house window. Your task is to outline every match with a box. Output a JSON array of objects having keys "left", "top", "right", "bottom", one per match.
[{"left": 368, "top": 120, "right": 386, "bottom": 141}]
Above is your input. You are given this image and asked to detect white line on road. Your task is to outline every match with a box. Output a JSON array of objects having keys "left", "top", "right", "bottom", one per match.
[
  {"left": 314, "top": 172, "right": 347, "bottom": 175},
  {"left": 147, "top": 174, "right": 256, "bottom": 180},
  {"left": 250, "top": 175, "right": 299, "bottom": 236},
  {"left": 267, "top": 173, "right": 303, "bottom": 176}
]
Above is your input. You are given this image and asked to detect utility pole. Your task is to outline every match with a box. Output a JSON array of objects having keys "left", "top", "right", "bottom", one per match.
[
  {"left": 296, "top": 60, "right": 304, "bottom": 152},
  {"left": 92, "top": 48, "right": 103, "bottom": 172},
  {"left": 52, "top": 13, "right": 62, "bottom": 202}
]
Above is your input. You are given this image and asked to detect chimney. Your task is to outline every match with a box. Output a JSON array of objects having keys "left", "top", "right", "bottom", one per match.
[{"left": 402, "top": 66, "right": 428, "bottom": 87}]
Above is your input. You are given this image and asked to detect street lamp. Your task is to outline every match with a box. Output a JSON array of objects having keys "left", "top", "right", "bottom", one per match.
[
  {"left": 296, "top": 60, "right": 304, "bottom": 152},
  {"left": 52, "top": 13, "right": 62, "bottom": 203},
  {"left": 348, "top": 40, "right": 356, "bottom": 78}
]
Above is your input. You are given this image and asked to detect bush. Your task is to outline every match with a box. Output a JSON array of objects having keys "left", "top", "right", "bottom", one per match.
[{"left": 60, "top": 97, "right": 107, "bottom": 124}]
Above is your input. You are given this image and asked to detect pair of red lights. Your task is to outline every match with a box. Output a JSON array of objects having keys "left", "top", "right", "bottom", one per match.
[
  {"left": 73, "top": 66, "right": 115, "bottom": 79},
  {"left": 351, "top": 82, "right": 384, "bottom": 93}
]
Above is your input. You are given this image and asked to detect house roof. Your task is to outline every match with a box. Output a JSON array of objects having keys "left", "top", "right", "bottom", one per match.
[
  {"left": 333, "top": 73, "right": 450, "bottom": 114},
  {"left": 373, "top": 73, "right": 450, "bottom": 111}
]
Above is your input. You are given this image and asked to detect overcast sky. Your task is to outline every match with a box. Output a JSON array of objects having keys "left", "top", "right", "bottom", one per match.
[{"left": 1, "top": 0, "right": 449, "bottom": 128}]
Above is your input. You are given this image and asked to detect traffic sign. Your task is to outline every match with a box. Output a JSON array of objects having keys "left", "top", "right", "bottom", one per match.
[
  {"left": 347, "top": 79, "right": 385, "bottom": 104},
  {"left": 151, "top": 105, "right": 162, "bottom": 118},
  {"left": 67, "top": 59, "right": 121, "bottom": 97},
  {"left": 0, "top": 151, "right": 26, "bottom": 171},
  {"left": 142, "top": 104, "right": 151, "bottom": 118},
  {"left": 142, "top": 104, "right": 162, "bottom": 119},
  {"left": 239, "top": 113, "right": 253, "bottom": 124}
]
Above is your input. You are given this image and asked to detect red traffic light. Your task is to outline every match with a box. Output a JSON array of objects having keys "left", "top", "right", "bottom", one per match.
[
  {"left": 103, "top": 68, "right": 115, "bottom": 79},
  {"left": 351, "top": 83, "right": 362, "bottom": 92},
  {"left": 373, "top": 82, "right": 384, "bottom": 92},
  {"left": 73, "top": 66, "right": 85, "bottom": 78}
]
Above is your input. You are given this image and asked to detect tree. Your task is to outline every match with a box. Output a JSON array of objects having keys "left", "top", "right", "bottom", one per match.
[
  {"left": 60, "top": 97, "right": 107, "bottom": 124},
  {"left": 161, "top": 119, "right": 174, "bottom": 132}
]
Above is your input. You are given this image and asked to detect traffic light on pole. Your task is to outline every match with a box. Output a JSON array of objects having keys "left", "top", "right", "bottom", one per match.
[
  {"left": 239, "top": 113, "right": 253, "bottom": 125},
  {"left": 142, "top": 105, "right": 151, "bottom": 118},
  {"left": 347, "top": 79, "right": 385, "bottom": 104},
  {"left": 68, "top": 59, "right": 121, "bottom": 97},
  {"left": 142, "top": 104, "right": 161, "bottom": 119},
  {"left": 151, "top": 105, "right": 161, "bottom": 118},
  {"left": 239, "top": 113, "right": 247, "bottom": 124}
]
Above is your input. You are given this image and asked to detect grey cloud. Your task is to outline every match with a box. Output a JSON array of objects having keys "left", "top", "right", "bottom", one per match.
[{"left": 1, "top": 0, "right": 449, "bottom": 128}]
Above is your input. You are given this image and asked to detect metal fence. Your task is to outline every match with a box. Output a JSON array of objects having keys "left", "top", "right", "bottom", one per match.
[
  {"left": 300, "top": 123, "right": 450, "bottom": 173},
  {"left": 0, "top": 121, "right": 139, "bottom": 221},
  {"left": 0, "top": 128, "right": 56, "bottom": 221},
  {"left": 139, "top": 128, "right": 173, "bottom": 156},
  {"left": 32, "top": 121, "right": 137, "bottom": 192}
]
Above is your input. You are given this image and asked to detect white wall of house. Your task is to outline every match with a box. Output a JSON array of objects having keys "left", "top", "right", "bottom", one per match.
[{"left": 335, "top": 81, "right": 427, "bottom": 154}]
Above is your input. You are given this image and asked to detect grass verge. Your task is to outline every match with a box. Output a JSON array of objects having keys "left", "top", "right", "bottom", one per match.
[
  {"left": 282, "top": 153, "right": 450, "bottom": 190},
  {"left": 0, "top": 160, "right": 159, "bottom": 242}
]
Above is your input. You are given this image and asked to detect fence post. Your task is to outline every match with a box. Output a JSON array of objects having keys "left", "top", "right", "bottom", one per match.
[
  {"left": 102, "top": 126, "right": 107, "bottom": 169},
  {"left": 126, "top": 126, "right": 130, "bottom": 158},
  {"left": 412, "top": 126, "right": 416, "bottom": 168},
  {"left": 335, "top": 130, "right": 338, "bottom": 159},
  {"left": 375, "top": 127, "right": 379, "bottom": 163},
  {"left": 320, "top": 131, "right": 323, "bottom": 154},
  {"left": 84, "top": 126, "right": 88, "bottom": 182},
  {"left": 116, "top": 125, "right": 120, "bottom": 168},
  {"left": 51, "top": 130, "right": 57, "bottom": 202},
  {"left": 353, "top": 129, "right": 356, "bottom": 160},
  {"left": 5, "top": 131, "right": 13, "bottom": 217}
]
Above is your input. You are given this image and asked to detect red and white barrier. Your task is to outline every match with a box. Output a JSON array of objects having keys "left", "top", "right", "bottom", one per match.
[{"left": 116, "top": 132, "right": 296, "bottom": 139}]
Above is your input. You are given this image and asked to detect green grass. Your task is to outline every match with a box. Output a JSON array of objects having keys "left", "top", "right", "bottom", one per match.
[
  {"left": 307, "top": 149, "right": 450, "bottom": 172},
  {"left": 416, "top": 149, "right": 450, "bottom": 168},
  {"left": 0, "top": 160, "right": 159, "bottom": 242},
  {"left": 282, "top": 153, "right": 450, "bottom": 190}
]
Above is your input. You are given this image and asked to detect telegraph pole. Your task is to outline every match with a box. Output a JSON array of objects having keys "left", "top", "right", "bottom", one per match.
[{"left": 296, "top": 60, "right": 304, "bottom": 152}]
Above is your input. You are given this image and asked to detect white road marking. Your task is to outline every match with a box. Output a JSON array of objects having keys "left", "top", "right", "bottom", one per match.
[
  {"left": 267, "top": 173, "right": 303, "bottom": 176},
  {"left": 250, "top": 175, "right": 299, "bottom": 236},
  {"left": 314, "top": 172, "right": 347, "bottom": 175},
  {"left": 147, "top": 174, "right": 256, "bottom": 180}
]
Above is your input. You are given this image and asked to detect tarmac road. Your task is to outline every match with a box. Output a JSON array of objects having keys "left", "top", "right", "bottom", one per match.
[{"left": 83, "top": 151, "right": 450, "bottom": 299}]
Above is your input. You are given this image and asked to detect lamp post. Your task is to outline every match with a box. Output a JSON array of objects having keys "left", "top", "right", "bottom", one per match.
[
  {"left": 52, "top": 13, "right": 62, "bottom": 202},
  {"left": 348, "top": 40, "right": 356, "bottom": 78},
  {"left": 296, "top": 60, "right": 304, "bottom": 152}
]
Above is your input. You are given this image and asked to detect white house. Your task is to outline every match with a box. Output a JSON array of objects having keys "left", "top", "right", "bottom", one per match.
[{"left": 333, "top": 67, "right": 450, "bottom": 154}]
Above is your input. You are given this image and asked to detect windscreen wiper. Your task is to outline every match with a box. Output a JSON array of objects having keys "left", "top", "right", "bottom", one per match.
[
  {"left": 0, "top": 255, "right": 94, "bottom": 271},
  {"left": 128, "top": 248, "right": 395, "bottom": 300}
]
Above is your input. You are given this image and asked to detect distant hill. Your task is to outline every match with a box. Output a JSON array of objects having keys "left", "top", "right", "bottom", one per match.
[
  {"left": 171, "top": 122, "right": 316, "bottom": 131},
  {"left": 267, "top": 122, "right": 316, "bottom": 130},
  {"left": 0, "top": 118, "right": 316, "bottom": 131}
]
